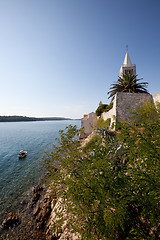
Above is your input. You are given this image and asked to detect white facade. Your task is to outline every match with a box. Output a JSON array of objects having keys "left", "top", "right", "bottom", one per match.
[
  {"left": 153, "top": 93, "right": 160, "bottom": 105},
  {"left": 102, "top": 96, "right": 116, "bottom": 130},
  {"left": 80, "top": 112, "right": 96, "bottom": 139}
]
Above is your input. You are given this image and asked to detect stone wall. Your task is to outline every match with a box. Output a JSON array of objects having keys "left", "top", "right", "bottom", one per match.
[
  {"left": 81, "top": 92, "right": 160, "bottom": 137},
  {"left": 115, "top": 92, "right": 153, "bottom": 123},
  {"left": 102, "top": 92, "right": 153, "bottom": 129}
]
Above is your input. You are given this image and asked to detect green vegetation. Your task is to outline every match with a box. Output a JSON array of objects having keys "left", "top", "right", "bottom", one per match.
[
  {"left": 95, "top": 102, "right": 113, "bottom": 116},
  {"left": 44, "top": 102, "right": 160, "bottom": 239},
  {"left": 96, "top": 117, "right": 111, "bottom": 129},
  {"left": 108, "top": 73, "right": 149, "bottom": 101}
]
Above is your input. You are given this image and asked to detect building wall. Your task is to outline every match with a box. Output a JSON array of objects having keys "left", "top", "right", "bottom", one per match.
[
  {"left": 102, "top": 96, "right": 116, "bottom": 129},
  {"left": 120, "top": 65, "right": 136, "bottom": 77},
  {"left": 80, "top": 112, "right": 96, "bottom": 139},
  {"left": 153, "top": 93, "right": 160, "bottom": 105},
  {"left": 81, "top": 92, "right": 160, "bottom": 138}
]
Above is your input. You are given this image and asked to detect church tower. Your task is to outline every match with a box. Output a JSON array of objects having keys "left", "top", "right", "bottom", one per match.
[{"left": 120, "top": 47, "right": 136, "bottom": 77}]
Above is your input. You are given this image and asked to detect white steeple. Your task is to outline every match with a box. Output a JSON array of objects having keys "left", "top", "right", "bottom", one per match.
[
  {"left": 120, "top": 47, "right": 136, "bottom": 77},
  {"left": 123, "top": 51, "right": 132, "bottom": 66}
]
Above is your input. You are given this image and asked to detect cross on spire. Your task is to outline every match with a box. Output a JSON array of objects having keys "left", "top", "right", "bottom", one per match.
[{"left": 126, "top": 44, "right": 128, "bottom": 52}]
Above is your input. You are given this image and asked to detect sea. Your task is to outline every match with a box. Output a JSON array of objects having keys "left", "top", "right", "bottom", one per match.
[{"left": 0, "top": 120, "right": 80, "bottom": 222}]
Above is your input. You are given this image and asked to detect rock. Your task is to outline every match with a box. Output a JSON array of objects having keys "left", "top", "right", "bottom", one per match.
[
  {"left": 36, "top": 207, "right": 51, "bottom": 227},
  {"left": 46, "top": 235, "right": 60, "bottom": 240},
  {"left": 33, "top": 205, "right": 41, "bottom": 216},
  {"left": 20, "top": 199, "right": 28, "bottom": 205},
  {"left": 31, "top": 184, "right": 45, "bottom": 207},
  {"left": 33, "top": 185, "right": 44, "bottom": 193},
  {"left": 31, "top": 192, "right": 41, "bottom": 205},
  {"left": 1, "top": 212, "right": 20, "bottom": 229},
  {"left": 34, "top": 197, "right": 52, "bottom": 229}
]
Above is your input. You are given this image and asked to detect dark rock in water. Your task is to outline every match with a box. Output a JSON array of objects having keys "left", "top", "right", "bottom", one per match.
[
  {"left": 33, "top": 185, "right": 44, "bottom": 194},
  {"left": 1, "top": 212, "right": 20, "bottom": 229}
]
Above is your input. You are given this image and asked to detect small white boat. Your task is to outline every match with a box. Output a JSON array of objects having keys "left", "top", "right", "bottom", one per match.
[{"left": 18, "top": 150, "right": 27, "bottom": 158}]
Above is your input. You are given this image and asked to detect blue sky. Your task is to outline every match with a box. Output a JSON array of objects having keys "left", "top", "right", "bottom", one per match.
[{"left": 0, "top": 0, "right": 160, "bottom": 118}]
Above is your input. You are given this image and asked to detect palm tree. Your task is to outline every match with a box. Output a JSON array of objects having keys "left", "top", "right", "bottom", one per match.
[{"left": 108, "top": 73, "right": 149, "bottom": 102}]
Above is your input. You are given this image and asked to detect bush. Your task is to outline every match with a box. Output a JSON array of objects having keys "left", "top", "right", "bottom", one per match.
[
  {"left": 44, "top": 102, "right": 160, "bottom": 239},
  {"left": 97, "top": 117, "right": 111, "bottom": 129},
  {"left": 95, "top": 102, "right": 113, "bottom": 116}
]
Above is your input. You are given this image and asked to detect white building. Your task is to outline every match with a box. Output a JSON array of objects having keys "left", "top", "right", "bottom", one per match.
[
  {"left": 153, "top": 93, "right": 160, "bottom": 105},
  {"left": 80, "top": 112, "right": 96, "bottom": 139}
]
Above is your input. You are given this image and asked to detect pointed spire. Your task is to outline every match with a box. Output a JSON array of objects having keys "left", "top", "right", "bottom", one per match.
[
  {"left": 120, "top": 46, "right": 136, "bottom": 76},
  {"left": 123, "top": 50, "right": 132, "bottom": 66}
]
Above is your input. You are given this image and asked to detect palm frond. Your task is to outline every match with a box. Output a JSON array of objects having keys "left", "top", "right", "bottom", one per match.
[{"left": 108, "top": 73, "right": 149, "bottom": 101}]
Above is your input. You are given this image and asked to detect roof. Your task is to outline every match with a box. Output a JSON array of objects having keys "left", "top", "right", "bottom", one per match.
[{"left": 82, "top": 114, "right": 89, "bottom": 120}]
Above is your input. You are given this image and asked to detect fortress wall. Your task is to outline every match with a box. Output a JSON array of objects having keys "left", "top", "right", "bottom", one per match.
[{"left": 115, "top": 92, "right": 153, "bottom": 123}]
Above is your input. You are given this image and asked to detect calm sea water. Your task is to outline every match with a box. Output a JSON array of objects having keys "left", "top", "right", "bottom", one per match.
[{"left": 0, "top": 120, "right": 80, "bottom": 220}]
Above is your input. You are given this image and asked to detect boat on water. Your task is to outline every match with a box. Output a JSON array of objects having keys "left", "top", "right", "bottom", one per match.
[{"left": 18, "top": 150, "right": 27, "bottom": 158}]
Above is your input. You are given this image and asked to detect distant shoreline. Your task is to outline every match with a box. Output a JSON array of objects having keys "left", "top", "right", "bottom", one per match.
[{"left": 0, "top": 116, "right": 77, "bottom": 122}]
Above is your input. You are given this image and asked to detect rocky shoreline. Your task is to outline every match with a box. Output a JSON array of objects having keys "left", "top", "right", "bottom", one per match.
[
  {"left": 0, "top": 183, "right": 56, "bottom": 240},
  {"left": 0, "top": 182, "right": 80, "bottom": 240},
  {"left": 0, "top": 136, "right": 90, "bottom": 240}
]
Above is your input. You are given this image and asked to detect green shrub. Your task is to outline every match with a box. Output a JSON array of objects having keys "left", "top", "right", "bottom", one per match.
[
  {"left": 82, "top": 135, "right": 102, "bottom": 154},
  {"left": 97, "top": 117, "right": 111, "bottom": 129},
  {"left": 95, "top": 102, "right": 113, "bottom": 116}
]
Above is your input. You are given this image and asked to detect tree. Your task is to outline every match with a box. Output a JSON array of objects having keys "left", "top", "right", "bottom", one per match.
[
  {"left": 44, "top": 102, "right": 160, "bottom": 239},
  {"left": 95, "top": 102, "right": 113, "bottom": 117},
  {"left": 108, "top": 73, "right": 149, "bottom": 102}
]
